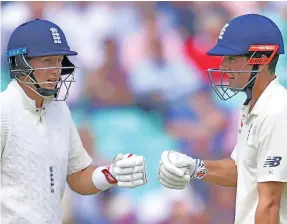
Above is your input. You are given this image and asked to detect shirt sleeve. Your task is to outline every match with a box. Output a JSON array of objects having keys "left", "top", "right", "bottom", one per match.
[
  {"left": 230, "top": 145, "right": 237, "bottom": 165},
  {"left": 64, "top": 104, "right": 92, "bottom": 175},
  {"left": 257, "top": 113, "right": 287, "bottom": 183}
]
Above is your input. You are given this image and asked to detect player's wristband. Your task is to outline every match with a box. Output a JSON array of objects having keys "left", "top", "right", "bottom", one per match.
[
  {"left": 92, "top": 166, "right": 118, "bottom": 191},
  {"left": 191, "top": 159, "right": 208, "bottom": 180}
]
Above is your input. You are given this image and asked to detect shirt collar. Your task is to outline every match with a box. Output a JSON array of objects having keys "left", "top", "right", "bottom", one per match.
[
  {"left": 11, "top": 79, "right": 53, "bottom": 112},
  {"left": 249, "top": 77, "right": 281, "bottom": 116}
]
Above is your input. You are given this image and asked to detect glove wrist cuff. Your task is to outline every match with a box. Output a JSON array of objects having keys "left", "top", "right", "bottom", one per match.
[
  {"left": 92, "top": 166, "right": 118, "bottom": 191},
  {"left": 192, "top": 159, "right": 208, "bottom": 180}
]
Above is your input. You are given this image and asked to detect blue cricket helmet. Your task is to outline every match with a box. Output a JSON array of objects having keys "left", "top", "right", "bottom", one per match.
[
  {"left": 206, "top": 14, "right": 285, "bottom": 101},
  {"left": 7, "top": 19, "right": 78, "bottom": 57},
  {"left": 207, "top": 13, "right": 284, "bottom": 56},
  {"left": 7, "top": 19, "right": 78, "bottom": 101}
]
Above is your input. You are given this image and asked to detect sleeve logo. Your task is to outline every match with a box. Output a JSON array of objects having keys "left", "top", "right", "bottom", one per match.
[{"left": 263, "top": 156, "right": 282, "bottom": 168}]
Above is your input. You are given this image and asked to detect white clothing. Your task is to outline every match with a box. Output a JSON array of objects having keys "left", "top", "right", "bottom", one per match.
[
  {"left": 231, "top": 78, "right": 287, "bottom": 224},
  {"left": 0, "top": 80, "right": 92, "bottom": 224}
]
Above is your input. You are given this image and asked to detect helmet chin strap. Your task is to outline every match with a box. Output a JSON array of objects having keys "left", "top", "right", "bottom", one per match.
[
  {"left": 17, "top": 73, "right": 59, "bottom": 100},
  {"left": 29, "top": 72, "right": 59, "bottom": 98}
]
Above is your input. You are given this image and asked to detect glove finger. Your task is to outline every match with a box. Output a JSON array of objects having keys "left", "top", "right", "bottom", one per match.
[
  {"left": 114, "top": 165, "right": 144, "bottom": 175},
  {"left": 117, "top": 179, "right": 145, "bottom": 188},
  {"left": 115, "top": 156, "right": 144, "bottom": 167},
  {"left": 116, "top": 173, "right": 143, "bottom": 182},
  {"left": 159, "top": 171, "right": 189, "bottom": 187},
  {"left": 159, "top": 165, "right": 189, "bottom": 184},
  {"left": 161, "top": 151, "right": 184, "bottom": 177},
  {"left": 117, "top": 181, "right": 134, "bottom": 188},
  {"left": 142, "top": 162, "right": 147, "bottom": 184},
  {"left": 158, "top": 178, "right": 186, "bottom": 190},
  {"left": 160, "top": 164, "right": 189, "bottom": 183},
  {"left": 159, "top": 175, "right": 187, "bottom": 187},
  {"left": 133, "top": 179, "right": 146, "bottom": 187},
  {"left": 113, "top": 153, "right": 124, "bottom": 163}
]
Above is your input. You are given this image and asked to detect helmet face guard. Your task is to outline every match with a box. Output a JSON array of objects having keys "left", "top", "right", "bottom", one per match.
[
  {"left": 8, "top": 50, "right": 77, "bottom": 101},
  {"left": 207, "top": 45, "right": 279, "bottom": 101}
]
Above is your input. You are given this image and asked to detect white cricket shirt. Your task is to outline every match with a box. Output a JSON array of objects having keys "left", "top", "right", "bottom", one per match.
[
  {"left": 231, "top": 78, "right": 287, "bottom": 224},
  {"left": 0, "top": 80, "right": 92, "bottom": 224}
]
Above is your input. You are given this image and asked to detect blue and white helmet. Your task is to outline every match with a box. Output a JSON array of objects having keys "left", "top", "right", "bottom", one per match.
[
  {"left": 7, "top": 19, "right": 78, "bottom": 101},
  {"left": 206, "top": 14, "right": 285, "bottom": 102}
]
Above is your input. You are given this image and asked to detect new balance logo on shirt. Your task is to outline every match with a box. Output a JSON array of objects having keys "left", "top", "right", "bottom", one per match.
[{"left": 263, "top": 156, "right": 282, "bottom": 167}]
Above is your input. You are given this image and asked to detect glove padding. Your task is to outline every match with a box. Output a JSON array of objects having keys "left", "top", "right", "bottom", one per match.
[
  {"left": 109, "top": 153, "right": 147, "bottom": 188},
  {"left": 158, "top": 150, "right": 208, "bottom": 190}
]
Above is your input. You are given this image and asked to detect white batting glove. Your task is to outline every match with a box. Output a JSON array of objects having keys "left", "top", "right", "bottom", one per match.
[
  {"left": 110, "top": 153, "right": 147, "bottom": 188},
  {"left": 92, "top": 153, "right": 147, "bottom": 191},
  {"left": 158, "top": 150, "right": 208, "bottom": 190}
]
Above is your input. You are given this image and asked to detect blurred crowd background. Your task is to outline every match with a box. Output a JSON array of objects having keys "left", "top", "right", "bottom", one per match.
[{"left": 1, "top": 1, "right": 287, "bottom": 224}]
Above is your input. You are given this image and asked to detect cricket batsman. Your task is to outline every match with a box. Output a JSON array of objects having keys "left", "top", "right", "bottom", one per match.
[
  {"left": 158, "top": 14, "right": 287, "bottom": 224},
  {"left": 0, "top": 19, "right": 147, "bottom": 223}
]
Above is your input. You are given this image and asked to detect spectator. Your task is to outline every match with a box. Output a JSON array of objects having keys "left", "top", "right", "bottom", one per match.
[
  {"left": 84, "top": 37, "right": 135, "bottom": 109},
  {"left": 129, "top": 37, "right": 201, "bottom": 112}
]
